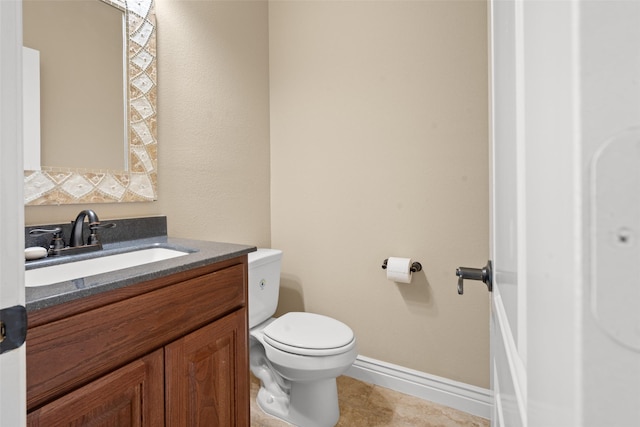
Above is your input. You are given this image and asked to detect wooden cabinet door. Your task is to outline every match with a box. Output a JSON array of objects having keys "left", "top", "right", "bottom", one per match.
[
  {"left": 27, "top": 349, "right": 164, "bottom": 427},
  {"left": 165, "top": 310, "right": 249, "bottom": 427}
]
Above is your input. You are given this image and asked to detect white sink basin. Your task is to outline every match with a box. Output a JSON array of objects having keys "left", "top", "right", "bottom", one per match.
[{"left": 25, "top": 247, "right": 189, "bottom": 287}]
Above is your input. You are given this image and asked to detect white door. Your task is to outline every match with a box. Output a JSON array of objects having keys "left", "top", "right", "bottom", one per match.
[
  {"left": 0, "top": 0, "right": 27, "bottom": 426},
  {"left": 488, "top": 0, "right": 526, "bottom": 425},
  {"left": 579, "top": 1, "right": 640, "bottom": 425},
  {"left": 489, "top": 0, "right": 584, "bottom": 425},
  {"left": 489, "top": 1, "right": 640, "bottom": 426}
]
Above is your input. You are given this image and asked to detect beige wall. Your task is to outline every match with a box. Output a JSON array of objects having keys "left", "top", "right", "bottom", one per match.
[
  {"left": 25, "top": 0, "right": 272, "bottom": 249},
  {"left": 269, "top": 0, "right": 490, "bottom": 388},
  {"left": 25, "top": 0, "right": 490, "bottom": 389}
]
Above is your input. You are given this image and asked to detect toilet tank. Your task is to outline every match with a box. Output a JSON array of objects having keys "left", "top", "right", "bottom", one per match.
[{"left": 248, "top": 248, "right": 283, "bottom": 328}]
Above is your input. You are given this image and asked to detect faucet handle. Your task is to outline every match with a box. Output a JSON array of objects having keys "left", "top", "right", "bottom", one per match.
[
  {"left": 90, "top": 222, "right": 116, "bottom": 231},
  {"left": 29, "top": 227, "right": 62, "bottom": 237},
  {"left": 29, "top": 227, "right": 65, "bottom": 253},
  {"left": 88, "top": 222, "right": 116, "bottom": 245}
]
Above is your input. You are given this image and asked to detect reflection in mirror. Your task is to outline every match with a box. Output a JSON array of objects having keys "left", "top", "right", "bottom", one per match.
[
  {"left": 24, "top": 0, "right": 157, "bottom": 205},
  {"left": 23, "top": 0, "right": 126, "bottom": 170}
]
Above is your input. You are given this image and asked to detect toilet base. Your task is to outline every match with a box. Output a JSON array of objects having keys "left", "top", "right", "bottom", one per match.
[{"left": 257, "top": 378, "right": 340, "bottom": 427}]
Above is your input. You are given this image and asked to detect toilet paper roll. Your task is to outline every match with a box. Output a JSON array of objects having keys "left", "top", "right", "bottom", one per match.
[{"left": 386, "top": 257, "right": 413, "bottom": 283}]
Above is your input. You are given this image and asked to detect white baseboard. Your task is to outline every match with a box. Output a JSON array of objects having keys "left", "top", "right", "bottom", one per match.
[{"left": 345, "top": 355, "right": 492, "bottom": 420}]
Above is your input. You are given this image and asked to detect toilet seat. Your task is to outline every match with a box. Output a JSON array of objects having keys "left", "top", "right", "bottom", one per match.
[{"left": 263, "top": 312, "right": 356, "bottom": 357}]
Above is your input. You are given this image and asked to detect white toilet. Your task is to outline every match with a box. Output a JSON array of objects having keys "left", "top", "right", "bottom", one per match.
[{"left": 248, "top": 249, "right": 358, "bottom": 427}]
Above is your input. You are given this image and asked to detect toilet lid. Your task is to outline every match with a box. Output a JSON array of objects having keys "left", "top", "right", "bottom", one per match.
[{"left": 262, "top": 312, "right": 355, "bottom": 356}]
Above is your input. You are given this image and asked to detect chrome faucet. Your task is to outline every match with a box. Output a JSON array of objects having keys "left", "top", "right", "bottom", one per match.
[{"left": 69, "top": 209, "right": 115, "bottom": 248}]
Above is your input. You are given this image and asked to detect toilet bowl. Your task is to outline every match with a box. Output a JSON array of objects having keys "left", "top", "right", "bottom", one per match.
[{"left": 248, "top": 249, "right": 358, "bottom": 427}]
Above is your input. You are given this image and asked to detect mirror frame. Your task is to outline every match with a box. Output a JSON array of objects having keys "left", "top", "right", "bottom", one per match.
[{"left": 24, "top": 0, "right": 157, "bottom": 205}]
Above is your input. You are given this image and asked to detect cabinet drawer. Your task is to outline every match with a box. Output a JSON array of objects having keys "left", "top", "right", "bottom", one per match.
[{"left": 27, "top": 263, "right": 245, "bottom": 410}]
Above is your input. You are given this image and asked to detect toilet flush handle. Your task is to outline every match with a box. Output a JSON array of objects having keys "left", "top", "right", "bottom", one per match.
[{"left": 455, "top": 261, "right": 492, "bottom": 295}]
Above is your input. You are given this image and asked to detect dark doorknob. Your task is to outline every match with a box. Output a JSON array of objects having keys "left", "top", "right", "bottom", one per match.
[{"left": 455, "top": 261, "right": 492, "bottom": 295}]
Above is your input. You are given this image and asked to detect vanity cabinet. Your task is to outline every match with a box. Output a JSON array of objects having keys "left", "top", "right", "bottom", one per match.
[{"left": 25, "top": 256, "right": 249, "bottom": 426}]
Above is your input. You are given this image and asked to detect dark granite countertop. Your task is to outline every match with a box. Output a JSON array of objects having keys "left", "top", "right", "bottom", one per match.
[{"left": 25, "top": 216, "right": 255, "bottom": 312}]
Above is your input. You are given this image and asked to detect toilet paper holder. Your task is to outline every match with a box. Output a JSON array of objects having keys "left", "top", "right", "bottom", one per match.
[{"left": 381, "top": 259, "right": 422, "bottom": 273}]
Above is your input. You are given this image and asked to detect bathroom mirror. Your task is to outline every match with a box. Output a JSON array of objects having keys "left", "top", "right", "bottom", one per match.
[{"left": 23, "top": 0, "right": 157, "bottom": 205}]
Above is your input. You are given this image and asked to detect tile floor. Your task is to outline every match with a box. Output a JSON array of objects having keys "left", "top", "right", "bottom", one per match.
[{"left": 250, "top": 374, "right": 490, "bottom": 427}]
